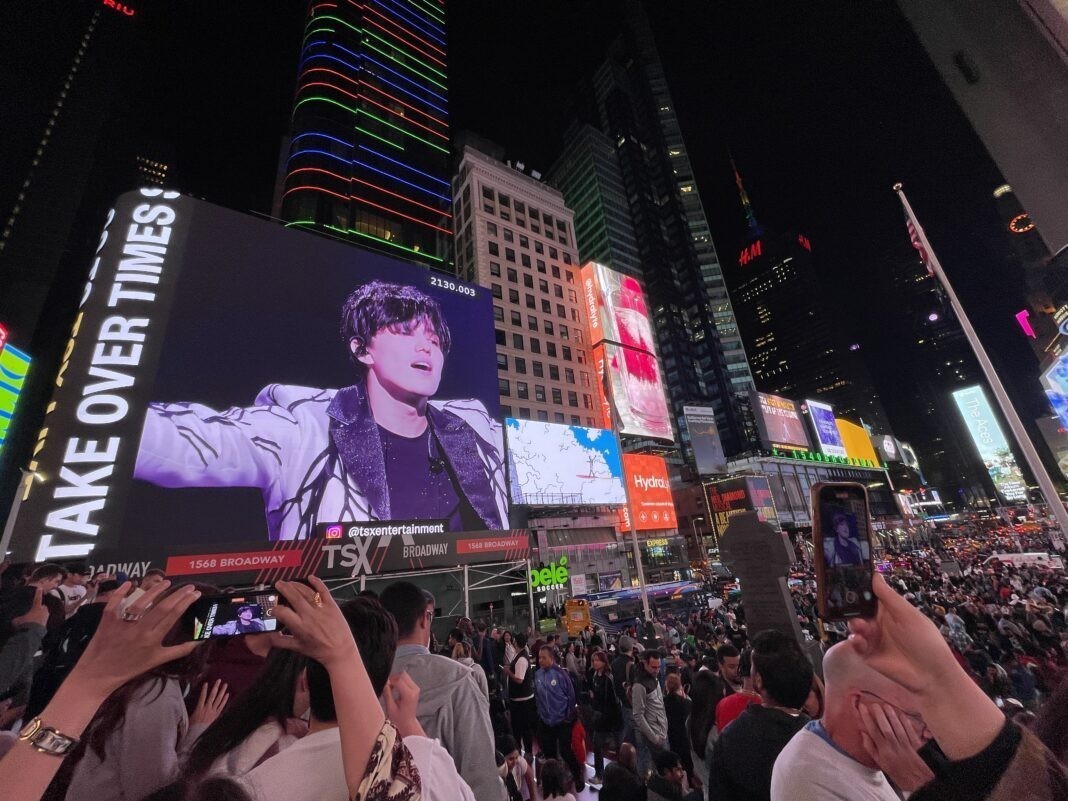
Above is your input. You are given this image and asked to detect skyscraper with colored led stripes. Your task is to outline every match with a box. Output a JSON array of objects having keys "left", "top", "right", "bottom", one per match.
[{"left": 280, "top": 0, "right": 451, "bottom": 267}]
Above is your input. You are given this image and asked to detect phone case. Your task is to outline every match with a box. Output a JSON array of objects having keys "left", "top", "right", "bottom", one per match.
[{"left": 811, "top": 481, "right": 878, "bottom": 621}]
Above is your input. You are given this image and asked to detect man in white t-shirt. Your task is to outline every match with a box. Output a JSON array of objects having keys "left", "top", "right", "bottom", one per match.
[
  {"left": 771, "top": 642, "right": 935, "bottom": 801},
  {"left": 243, "top": 596, "right": 474, "bottom": 801},
  {"left": 52, "top": 564, "right": 93, "bottom": 618}
]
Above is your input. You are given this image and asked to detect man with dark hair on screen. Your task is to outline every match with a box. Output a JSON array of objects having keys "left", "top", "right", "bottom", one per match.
[
  {"left": 823, "top": 512, "right": 864, "bottom": 567},
  {"left": 134, "top": 281, "right": 508, "bottom": 539},
  {"left": 210, "top": 604, "right": 267, "bottom": 636}
]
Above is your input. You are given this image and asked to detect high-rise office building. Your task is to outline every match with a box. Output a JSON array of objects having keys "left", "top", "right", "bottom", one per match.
[
  {"left": 279, "top": 0, "right": 451, "bottom": 268},
  {"left": 548, "top": 1, "right": 754, "bottom": 462},
  {"left": 453, "top": 142, "right": 600, "bottom": 428},
  {"left": 726, "top": 168, "right": 892, "bottom": 433}
]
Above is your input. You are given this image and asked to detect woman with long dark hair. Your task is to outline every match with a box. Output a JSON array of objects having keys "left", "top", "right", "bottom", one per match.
[
  {"left": 588, "top": 649, "right": 621, "bottom": 786},
  {"left": 181, "top": 649, "right": 309, "bottom": 778},
  {"left": 687, "top": 670, "right": 719, "bottom": 790}
]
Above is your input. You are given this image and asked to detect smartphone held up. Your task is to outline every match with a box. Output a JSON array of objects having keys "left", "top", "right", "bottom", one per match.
[
  {"left": 185, "top": 591, "right": 280, "bottom": 640},
  {"left": 812, "top": 482, "right": 877, "bottom": 620}
]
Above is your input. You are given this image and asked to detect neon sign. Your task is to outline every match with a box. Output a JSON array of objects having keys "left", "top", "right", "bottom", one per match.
[
  {"left": 1015, "top": 309, "right": 1037, "bottom": 339},
  {"left": 770, "top": 448, "right": 880, "bottom": 469},
  {"left": 1009, "top": 213, "right": 1035, "bottom": 234},
  {"left": 101, "top": 0, "right": 136, "bottom": 16},
  {"left": 739, "top": 240, "right": 762, "bottom": 266},
  {"left": 0, "top": 341, "right": 32, "bottom": 457},
  {"left": 529, "top": 556, "right": 569, "bottom": 591}
]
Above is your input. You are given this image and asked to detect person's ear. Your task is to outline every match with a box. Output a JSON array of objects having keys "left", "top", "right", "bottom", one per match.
[
  {"left": 298, "top": 668, "right": 309, "bottom": 694},
  {"left": 752, "top": 672, "right": 763, "bottom": 694},
  {"left": 351, "top": 337, "right": 373, "bottom": 366}
]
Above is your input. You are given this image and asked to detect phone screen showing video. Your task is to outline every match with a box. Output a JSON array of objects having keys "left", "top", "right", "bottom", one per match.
[
  {"left": 188, "top": 592, "right": 279, "bottom": 640},
  {"left": 817, "top": 484, "right": 877, "bottom": 619}
]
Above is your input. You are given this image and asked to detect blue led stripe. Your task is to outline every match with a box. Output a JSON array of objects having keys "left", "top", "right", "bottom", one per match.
[
  {"left": 352, "top": 159, "right": 450, "bottom": 201},
  {"left": 362, "top": 68, "right": 449, "bottom": 117},
  {"left": 294, "top": 131, "right": 354, "bottom": 150},
  {"left": 358, "top": 51, "right": 448, "bottom": 104},
  {"left": 358, "top": 144, "right": 449, "bottom": 187},
  {"left": 367, "top": 0, "right": 445, "bottom": 44},
  {"left": 361, "top": 39, "right": 446, "bottom": 91},
  {"left": 401, "top": 0, "right": 446, "bottom": 28},
  {"left": 300, "top": 49, "right": 361, "bottom": 75},
  {"left": 288, "top": 147, "right": 350, "bottom": 166}
]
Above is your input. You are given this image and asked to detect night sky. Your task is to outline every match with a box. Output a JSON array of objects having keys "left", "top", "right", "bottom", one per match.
[{"left": 4, "top": 0, "right": 1047, "bottom": 462}]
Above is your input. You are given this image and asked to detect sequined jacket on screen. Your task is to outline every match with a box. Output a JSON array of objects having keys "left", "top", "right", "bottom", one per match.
[{"left": 134, "top": 382, "right": 508, "bottom": 539}]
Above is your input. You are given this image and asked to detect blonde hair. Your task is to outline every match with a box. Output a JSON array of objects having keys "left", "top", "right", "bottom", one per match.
[
  {"left": 666, "top": 673, "right": 683, "bottom": 694},
  {"left": 452, "top": 642, "right": 471, "bottom": 660}
]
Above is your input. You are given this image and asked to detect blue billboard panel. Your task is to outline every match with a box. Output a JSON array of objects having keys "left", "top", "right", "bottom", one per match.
[
  {"left": 952, "top": 385, "right": 1028, "bottom": 503},
  {"left": 805, "top": 399, "right": 847, "bottom": 458},
  {"left": 10, "top": 190, "right": 505, "bottom": 575},
  {"left": 505, "top": 418, "right": 626, "bottom": 506}
]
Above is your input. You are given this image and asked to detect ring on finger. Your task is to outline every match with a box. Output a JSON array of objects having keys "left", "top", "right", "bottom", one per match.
[
  {"left": 312, "top": 592, "right": 323, "bottom": 608},
  {"left": 121, "top": 609, "right": 144, "bottom": 622}
]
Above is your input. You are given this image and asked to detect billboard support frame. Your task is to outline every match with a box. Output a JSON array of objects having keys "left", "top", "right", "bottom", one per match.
[{"left": 897, "top": 184, "right": 1067, "bottom": 548}]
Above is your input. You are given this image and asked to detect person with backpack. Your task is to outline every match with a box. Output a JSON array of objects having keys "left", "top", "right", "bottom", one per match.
[
  {"left": 534, "top": 645, "right": 586, "bottom": 792},
  {"left": 588, "top": 648, "right": 623, "bottom": 786}
]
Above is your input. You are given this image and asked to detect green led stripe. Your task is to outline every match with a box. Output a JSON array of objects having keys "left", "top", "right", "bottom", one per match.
[
  {"left": 302, "top": 26, "right": 335, "bottom": 47},
  {"left": 295, "top": 96, "right": 405, "bottom": 152},
  {"left": 362, "top": 39, "right": 447, "bottom": 91},
  {"left": 326, "top": 224, "right": 446, "bottom": 261},
  {"left": 356, "top": 108, "right": 448, "bottom": 153},
  {"left": 313, "top": 14, "right": 364, "bottom": 37},
  {"left": 353, "top": 123, "right": 405, "bottom": 151},
  {"left": 401, "top": 0, "right": 445, "bottom": 27},
  {"left": 285, "top": 220, "right": 316, "bottom": 228},
  {"left": 362, "top": 28, "right": 447, "bottom": 80}
]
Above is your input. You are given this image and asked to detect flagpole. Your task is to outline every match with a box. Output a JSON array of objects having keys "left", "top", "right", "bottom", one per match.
[{"left": 894, "top": 183, "right": 1068, "bottom": 549}]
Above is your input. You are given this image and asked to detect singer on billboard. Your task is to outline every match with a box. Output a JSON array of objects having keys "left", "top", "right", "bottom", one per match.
[
  {"left": 822, "top": 511, "right": 864, "bottom": 567},
  {"left": 134, "top": 281, "right": 508, "bottom": 539}
]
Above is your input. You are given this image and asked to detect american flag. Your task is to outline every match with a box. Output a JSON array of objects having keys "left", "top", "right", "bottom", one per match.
[{"left": 897, "top": 186, "right": 935, "bottom": 277}]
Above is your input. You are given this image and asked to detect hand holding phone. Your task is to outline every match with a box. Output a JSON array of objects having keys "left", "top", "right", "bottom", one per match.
[
  {"left": 812, "top": 482, "right": 877, "bottom": 620},
  {"left": 185, "top": 591, "right": 280, "bottom": 639}
]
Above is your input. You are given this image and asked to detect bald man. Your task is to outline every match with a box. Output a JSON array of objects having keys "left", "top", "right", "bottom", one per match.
[{"left": 770, "top": 642, "right": 935, "bottom": 800}]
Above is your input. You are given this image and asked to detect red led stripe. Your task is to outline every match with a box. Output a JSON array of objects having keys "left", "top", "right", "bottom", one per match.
[
  {"left": 288, "top": 166, "right": 450, "bottom": 219},
  {"left": 284, "top": 184, "right": 452, "bottom": 234},
  {"left": 362, "top": 13, "right": 447, "bottom": 69},
  {"left": 348, "top": 0, "right": 446, "bottom": 59},
  {"left": 357, "top": 79, "right": 447, "bottom": 127},
  {"left": 357, "top": 93, "right": 447, "bottom": 139}
]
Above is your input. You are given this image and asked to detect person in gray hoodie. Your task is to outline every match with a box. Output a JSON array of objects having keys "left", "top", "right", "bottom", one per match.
[
  {"left": 631, "top": 647, "right": 669, "bottom": 778},
  {"left": 380, "top": 581, "right": 505, "bottom": 801}
]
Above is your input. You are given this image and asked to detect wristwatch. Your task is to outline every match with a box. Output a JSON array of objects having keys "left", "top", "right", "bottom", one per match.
[{"left": 17, "top": 717, "right": 79, "bottom": 756}]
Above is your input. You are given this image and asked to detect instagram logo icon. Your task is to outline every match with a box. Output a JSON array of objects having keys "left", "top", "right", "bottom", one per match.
[{"left": 325, "top": 524, "right": 343, "bottom": 540}]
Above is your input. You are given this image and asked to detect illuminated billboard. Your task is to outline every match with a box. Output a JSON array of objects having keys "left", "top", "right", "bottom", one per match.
[
  {"left": 621, "top": 453, "right": 676, "bottom": 530},
  {"left": 704, "top": 475, "right": 780, "bottom": 539},
  {"left": 9, "top": 190, "right": 507, "bottom": 578},
  {"left": 835, "top": 419, "right": 881, "bottom": 465},
  {"left": 582, "top": 262, "right": 672, "bottom": 441},
  {"left": 505, "top": 418, "right": 626, "bottom": 506},
  {"left": 1036, "top": 416, "right": 1068, "bottom": 481},
  {"left": 683, "top": 404, "right": 727, "bottom": 474},
  {"left": 0, "top": 333, "right": 31, "bottom": 458},
  {"left": 1041, "top": 351, "right": 1068, "bottom": 431},
  {"left": 898, "top": 441, "right": 922, "bottom": 473},
  {"left": 871, "top": 433, "right": 903, "bottom": 463},
  {"left": 752, "top": 392, "right": 810, "bottom": 451},
  {"left": 805, "top": 399, "right": 847, "bottom": 458},
  {"left": 952, "top": 385, "right": 1028, "bottom": 503}
]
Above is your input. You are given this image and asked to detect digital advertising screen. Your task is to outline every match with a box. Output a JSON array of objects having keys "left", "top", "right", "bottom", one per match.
[
  {"left": 1041, "top": 351, "right": 1068, "bottom": 431},
  {"left": 835, "top": 418, "right": 881, "bottom": 465},
  {"left": 805, "top": 399, "right": 847, "bottom": 458},
  {"left": 1036, "top": 416, "right": 1068, "bottom": 481},
  {"left": 952, "top": 385, "right": 1028, "bottom": 503},
  {"left": 505, "top": 418, "right": 626, "bottom": 506},
  {"left": 683, "top": 405, "right": 727, "bottom": 474},
  {"left": 621, "top": 453, "right": 676, "bottom": 531},
  {"left": 871, "top": 433, "right": 903, "bottom": 463},
  {"left": 752, "top": 392, "right": 810, "bottom": 451},
  {"left": 704, "top": 475, "right": 779, "bottom": 539},
  {"left": 9, "top": 190, "right": 509, "bottom": 580},
  {"left": 0, "top": 326, "right": 31, "bottom": 459},
  {"left": 898, "top": 441, "right": 922, "bottom": 473},
  {"left": 582, "top": 262, "right": 673, "bottom": 442}
]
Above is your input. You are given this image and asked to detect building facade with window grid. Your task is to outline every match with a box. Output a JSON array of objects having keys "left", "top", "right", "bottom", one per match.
[
  {"left": 453, "top": 145, "right": 600, "bottom": 428},
  {"left": 280, "top": 0, "right": 451, "bottom": 268}
]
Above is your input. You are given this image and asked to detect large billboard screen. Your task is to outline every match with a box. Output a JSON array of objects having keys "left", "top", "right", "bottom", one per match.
[
  {"left": 0, "top": 332, "right": 31, "bottom": 458},
  {"left": 871, "top": 433, "right": 903, "bottom": 463},
  {"left": 835, "top": 419, "right": 881, "bottom": 465},
  {"left": 1041, "top": 351, "right": 1068, "bottom": 431},
  {"left": 1036, "top": 416, "right": 1068, "bottom": 481},
  {"left": 621, "top": 453, "right": 676, "bottom": 530},
  {"left": 704, "top": 475, "right": 779, "bottom": 539},
  {"left": 10, "top": 190, "right": 508, "bottom": 579},
  {"left": 805, "top": 399, "right": 847, "bottom": 458},
  {"left": 582, "top": 262, "right": 672, "bottom": 441},
  {"left": 752, "top": 392, "right": 810, "bottom": 451},
  {"left": 505, "top": 418, "right": 626, "bottom": 506},
  {"left": 683, "top": 405, "right": 727, "bottom": 474},
  {"left": 952, "top": 385, "right": 1028, "bottom": 503}
]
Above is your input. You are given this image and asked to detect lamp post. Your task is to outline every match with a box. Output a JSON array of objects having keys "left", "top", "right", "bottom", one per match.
[{"left": 691, "top": 516, "right": 705, "bottom": 556}]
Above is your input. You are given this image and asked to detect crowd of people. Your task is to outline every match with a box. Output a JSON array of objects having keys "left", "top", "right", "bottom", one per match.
[{"left": 0, "top": 518, "right": 1065, "bottom": 801}]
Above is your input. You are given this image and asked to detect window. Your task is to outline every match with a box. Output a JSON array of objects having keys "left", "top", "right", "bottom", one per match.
[
  {"left": 551, "top": 265, "right": 561, "bottom": 279},
  {"left": 488, "top": 241, "right": 499, "bottom": 256},
  {"left": 565, "top": 368, "right": 575, "bottom": 384},
  {"left": 541, "top": 299, "right": 552, "bottom": 313},
  {"left": 568, "top": 289, "right": 577, "bottom": 302},
  {"left": 486, "top": 221, "right": 497, "bottom": 236},
  {"left": 535, "top": 385, "right": 546, "bottom": 402},
  {"left": 518, "top": 407, "right": 530, "bottom": 419},
  {"left": 529, "top": 208, "right": 540, "bottom": 221},
  {"left": 580, "top": 371, "right": 590, "bottom": 387},
  {"left": 537, "top": 410, "right": 549, "bottom": 421},
  {"left": 566, "top": 270, "right": 574, "bottom": 283},
  {"left": 544, "top": 215, "right": 554, "bottom": 228},
  {"left": 557, "top": 304, "right": 566, "bottom": 318},
  {"left": 483, "top": 203, "right": 494, "bottom": 214},
  {"left": 496, "top": 353, "right": 508, "bottom": 370},
  {"left": 500, "top": 405, "right": 512, "bottom": 417},
  {"left": 515, "top": 200, "right": 525, "bottom": 214},
  {"left": 571, "top": 308, "right": 579, "bottom": 322},
  {"left": 554, "top": 413, "right": 565, "bottom": 423},
  {"left": 571, "top": 415, "right": 581, "bottom": 425},
  {"left": 587, "top": 417, "right": 595, "bottom": 426},
  {"left": 539, "top": 279, "right": 549, "bottom": 293},
  {"left": 521, "top": 254, "right": 531, "bottom": 268},
  {"left": 505, "top": 248, "right": 516, "bottom": 262},
  {"left": 549, "top": 364, "right": 560, "bottom": 381},
  {"left": 512, "top": 333, "right": 524, "bottom": 350},
  {"left": 549, "top": 247, "right": 558, "bottom": 259},
  {"left": 562, "top": 346, "right": 572, "bottom": 361},
  {"left": 554, "top": 284, "right": 563, "bottom": 298},
  {"left": 517, "top": 382, "right": 529, "bottom": 400},
  {"left": 530, "top": 338, "right": 541, "bottom": 354},
  {"left": 490, "top": 261, "right": 501, "bottom": 277},
  {"left": 514, "top": 357, "right": 527, "bottom": 374},
  {"left": 519, "top": 235, "right": 529, "bottom": 249},
  {"left": 492, "top": 284, "right": 503, "bottom": 299},
  {"left": 493, "top": 306, "right": 504, "bottom": 322},
  {"left": 583, "top": 394, "right": 593, "bottom": 409},
  {"left": 507, "top": 268, "right": 518, "bottom": 283},
  {"left": 576, "top": 350, "right": 585, "bottom": 364},
  {"left": 536, "top": 259, "right": 546, "bottom": 273},
  {"left": 495, "top": 329, "right": 506, "bottom": 345},
  {"left": 563, "top": 252, "right": 573, "bottom": 265},
  {"left": 503, "top": 228, "right": 514, "bottom": 243},
  {"left": 552, "top": 388, "right": 563, "bottom": 405},
  {"left": 510, "top": 310, "right": 521, "bottom": 326},
  {"left": 560, "top": 325, "right": 569, "bottom": 339},
  {"left": 508, "top": 289, "right": 519, "bottom": 303},
  {"left": 499, "top": 193, "right": 510, "bottom": 207},
  {"left": 526, "top": 294, "right": 536, "bottom": 309},
  {"left": 548, "top": 343, "right": 559, "bottom": 359},
  {"left": 568, "top": 391, "right": 579, "bottom": 407},
  {"left": 531, "top": 224, "right": 541, "bottom": 234},
  {"left": 523, "top": 274, "right": 534, "bottom": 288},
  {"left": 482, "top": 186, "right": 494, "bottom": 200},
  {"left": 532, "top": 361, "right": 544, "bottom": 378},
  {"left": 500, "top": 211, "right": 510, "bottom": 221},
  {"left": 527, "top": 315, "right": 538, "bottom": 331},
  {"left": 543, "top": 320, "right": 554, "bottom": 335},
  {"left": 535, "top": 242, "right": 544, "bottom": 255},
  {"left": 499, "top": 378, "right": 510, "bottom": 395}
]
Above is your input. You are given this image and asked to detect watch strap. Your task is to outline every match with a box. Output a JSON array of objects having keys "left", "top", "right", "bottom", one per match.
[{"left": 18, "top": 717, "right": 80, "bottom": 756}]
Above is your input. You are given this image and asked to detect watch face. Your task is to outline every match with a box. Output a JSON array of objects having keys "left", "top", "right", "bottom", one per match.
[{"left": 32, "top": 728, "right": 77, "bottom": 755}]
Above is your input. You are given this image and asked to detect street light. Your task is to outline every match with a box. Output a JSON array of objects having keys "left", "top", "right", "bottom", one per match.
[{"left": 691, "top": 516, "right": 705, "bottom": 554}]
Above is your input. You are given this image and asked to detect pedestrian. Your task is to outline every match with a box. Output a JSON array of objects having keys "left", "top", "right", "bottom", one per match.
[
  {"left": 451, "top": 641, "right": 490, "bottom": 701},
  {"left": 631, "top": 648, "right": 669, "bottom": 777},
  {"left": 647, "top": 749, "right": 703, "bottom": 801},
  {"left": 502, "top": 632, "right": 537, "bottom": 757},
  {"left": 497, "top": 734, "right": 536, "bottom": 801},
  {"left": 612, "top": 634, "right": 637, "bottom": 744},
  {"left": 714, "top": 647, "right": 762, "bottom": 733},
  {"left": 588, "top": 648, "right": 622, "bottom": 785},
  {"left": 601, "top": 741, "right": 647, "bottom": 801},
  {"left": 540, "top": 758, "right": 577, "bottom": 801},
  {"left": 534, "top": 645, "right": 586, "bottom": 792},
  {"left": 663, "top": 672, "right": 695, "bottom": 781}
]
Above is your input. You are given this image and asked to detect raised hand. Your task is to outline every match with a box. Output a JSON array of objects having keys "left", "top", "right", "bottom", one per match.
[
  {"left": 268, "top": 576, "right": 358, "bottom": 668},
  {"left": 189, "top": 679, "right": 230, "bottom": 726},
  {"left": 858, "top": 702, "right": 934, "bottom": 793}
]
